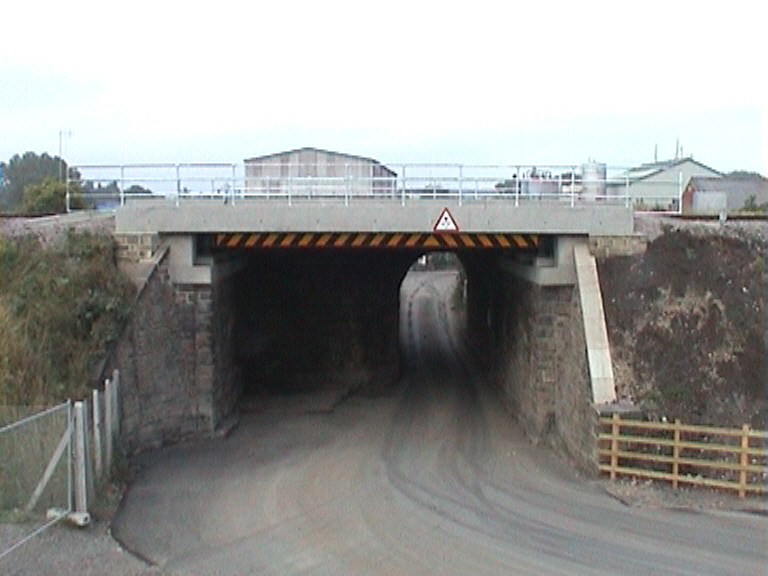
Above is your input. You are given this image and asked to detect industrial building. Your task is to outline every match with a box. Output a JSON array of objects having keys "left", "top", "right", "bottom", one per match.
[
  {"left": 244, "top": 147, "right": 397, "bottom": 198},
  {"left": 608, "top": 157, "right": 721, "bottom": 210},
  {"left": 682, "top": 174, "right": 768, "bottom": 215}
]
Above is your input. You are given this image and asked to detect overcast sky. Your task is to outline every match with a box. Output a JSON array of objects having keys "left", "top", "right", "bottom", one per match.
[{"left": 1, "top": 1, "right": 765, "bottom": 173}]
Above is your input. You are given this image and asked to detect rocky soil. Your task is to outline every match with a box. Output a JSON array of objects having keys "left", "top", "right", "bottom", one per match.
[{"left": 599, "top": 215, "right": 766, "bottom": 428}]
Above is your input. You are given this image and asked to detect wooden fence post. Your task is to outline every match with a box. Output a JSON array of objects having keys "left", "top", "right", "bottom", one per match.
[
  {"left": 92, "top": 389, "right": 103, "bottom": 483},
  {"left": 739, "top": 424, "right": 749, "bottom": 498},
  {"left": 73, "top": 401, "right": 88, "bottom": 515},
  {"left": 610, "top": 413, "right": 620, "bottom": 480},
  {"left": 672, "top": 419, "right": 681, "bottom": 490}
]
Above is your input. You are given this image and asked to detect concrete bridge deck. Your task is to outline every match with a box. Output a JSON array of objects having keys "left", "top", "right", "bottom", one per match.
[{"left": 115, "top": 196, "right": 634, "bottom": 237}]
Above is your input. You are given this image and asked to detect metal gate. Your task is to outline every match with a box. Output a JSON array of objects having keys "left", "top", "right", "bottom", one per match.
[{"left": 0, "top": 370, "right": 120, "bottom": 561}]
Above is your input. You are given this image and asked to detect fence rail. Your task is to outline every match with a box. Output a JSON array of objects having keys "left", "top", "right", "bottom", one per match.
[
  {"left": 597, "top": 413, "right": 767, "bottom": 498},
  {"left": 66, "top": 162, "right": 686, "bottom": 212}
]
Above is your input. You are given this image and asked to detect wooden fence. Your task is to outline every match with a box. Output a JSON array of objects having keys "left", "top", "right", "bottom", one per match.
[{"left": 597, "top": 413, "right": 767, "bottom": 498}]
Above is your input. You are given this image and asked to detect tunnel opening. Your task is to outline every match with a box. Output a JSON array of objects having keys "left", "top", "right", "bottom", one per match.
[
  {"left": 213, "top": 249, "right": 416, "bottom": 411},
  {"left": 210, "top": 247, "right": 497, "bottom": 413},
  {"left": 208, "top": 238, "right": 588, "bottom": 458},
  {"left": 399, "top": 252, "right": 468, "bottom": 372}
]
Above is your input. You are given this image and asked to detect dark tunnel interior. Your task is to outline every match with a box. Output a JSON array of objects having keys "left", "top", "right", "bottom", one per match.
[{"left": 211, "top": 248, "right": 500, "bottom": 404}]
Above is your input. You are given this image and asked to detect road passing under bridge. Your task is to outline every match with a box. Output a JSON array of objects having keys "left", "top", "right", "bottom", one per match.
[{"left": 111, "top": 271, "right": 766, "bottom": 575}]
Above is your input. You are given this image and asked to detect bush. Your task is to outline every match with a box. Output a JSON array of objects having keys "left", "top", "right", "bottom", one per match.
[
  {"left": 18, "top": 178, "right": 85, "bottom": 215},
  {"left": 0, "top": 231, "right": 134, "bottom": 405}
]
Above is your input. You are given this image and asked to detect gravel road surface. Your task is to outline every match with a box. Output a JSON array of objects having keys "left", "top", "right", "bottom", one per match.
[{"left": 107, "top": 271, "right": 766, "bottom": 575}]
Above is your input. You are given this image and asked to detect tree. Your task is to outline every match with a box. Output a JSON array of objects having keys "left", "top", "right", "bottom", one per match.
[
  {"left": 124, "top": 184, "right": 153, "bottom": 195},
  {"left": 0, "top": 152, "right": 80, "bottom": 211},
  {"left": 19, "top": 178, "right": 84, "bottom": 215}
]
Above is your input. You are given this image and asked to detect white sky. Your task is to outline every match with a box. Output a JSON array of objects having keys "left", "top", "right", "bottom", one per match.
[{"left": 1, "top": 0, "right": 765, "bottom": 172}]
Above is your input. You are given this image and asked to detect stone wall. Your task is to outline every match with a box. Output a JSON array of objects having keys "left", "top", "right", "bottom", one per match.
[
  {"left": 492, "top": 277, "right": 572, "bottom": 441},
  {"left": 107, "top": 248, "right": 215, "bottom": 452},
  {"left": 555, "top": 282, "right": 599, "bottom": 473},
  {"left": 114, "top": 233, "right": 159, "bottom": 262},
  {"left": 210, "top": 261, "right": 242, "bottom": 424},
  {"left": 468, "top": 266, "right": 597, "bottom": 471}
]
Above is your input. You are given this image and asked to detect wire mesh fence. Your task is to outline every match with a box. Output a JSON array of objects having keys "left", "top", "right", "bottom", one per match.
[
  {"left": 0, "top": 370, "right": 121, "bottom": 562},
  {"left": 0, "top": 402, "right": 71, "bottom": 561}
]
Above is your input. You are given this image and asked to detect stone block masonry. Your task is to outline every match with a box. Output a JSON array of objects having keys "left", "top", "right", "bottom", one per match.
[
  {"left": 468, "top": 264, "right": 600, "bottom": 472},
  {"left": 556, "top": 281, "right": 600, "bottom": 473},
  {"left": 492, "top": 277, "right": 575, "bottom": 442},
  {"left": 105, "top": 247, "right": 217, "bottom": 452},
  {"left": 115, "top": 233, "right": 159, "bottom": 263}
]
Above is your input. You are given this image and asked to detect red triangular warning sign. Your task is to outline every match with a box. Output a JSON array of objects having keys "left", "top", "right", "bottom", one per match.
[{"left": 433, "top": 207, "right": 459, "bottom": 233}]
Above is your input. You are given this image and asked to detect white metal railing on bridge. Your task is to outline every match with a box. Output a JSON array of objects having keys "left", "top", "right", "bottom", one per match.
[{"left": 65, "top": 163, "right": 685, "bottom": 212}]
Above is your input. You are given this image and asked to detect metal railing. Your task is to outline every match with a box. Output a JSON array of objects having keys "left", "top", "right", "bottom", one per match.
[{"left": 65, "top": 162, "right": 686, "bottom": 212}]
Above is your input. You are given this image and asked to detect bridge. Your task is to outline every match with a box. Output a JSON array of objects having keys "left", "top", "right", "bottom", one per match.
[{"left": 74, "top": 153, "right": 643, "bottom": 469}]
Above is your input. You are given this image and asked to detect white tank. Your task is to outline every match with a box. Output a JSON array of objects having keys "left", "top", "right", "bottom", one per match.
[{"left": 581, "top": 161, "right": 607, "bottom": 200}]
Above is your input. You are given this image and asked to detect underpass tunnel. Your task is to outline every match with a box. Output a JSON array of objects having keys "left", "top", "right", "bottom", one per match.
[
  {"left": 211, "top": 249, "right": 415, "bottom": 406},
  {"left": 213, "top": 242, "right": 520, "bottom": 397},
  {"left": 400, "top": 250, "right": 520, "bottom": 393},
  {"left": 208, "top": 237, "right": 567, "bottom": 442},
  {"left": 209, "top": 246, "right": 506, "bottom": 408},
  {"left": 399, "top": 252, "right": 468, "bottom": 370}
]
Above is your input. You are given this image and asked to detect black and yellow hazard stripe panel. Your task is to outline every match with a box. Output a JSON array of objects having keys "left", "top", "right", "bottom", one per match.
[{"left": 213, "top": 232, "right": 539, "bottom": 250}]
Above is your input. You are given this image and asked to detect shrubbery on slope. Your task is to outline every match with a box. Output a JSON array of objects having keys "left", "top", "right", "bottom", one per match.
[{"left": 0, "top": 231, "right": 134, "bottom": 405}]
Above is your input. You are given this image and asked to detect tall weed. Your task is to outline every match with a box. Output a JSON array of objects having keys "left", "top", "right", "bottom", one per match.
[{"left": 0, "top": 231, "right": 134, "bottom": 405}]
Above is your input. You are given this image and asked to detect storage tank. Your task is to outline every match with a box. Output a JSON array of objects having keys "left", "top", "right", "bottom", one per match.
[
  {"left": 581, "top": 161, "right": 607, "bottom": 200},
  {"left": 524, "top": 170, "right": 559, "bottom": 199}
]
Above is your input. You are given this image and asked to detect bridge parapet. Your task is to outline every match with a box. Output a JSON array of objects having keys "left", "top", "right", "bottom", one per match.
[
  {"left": 70, "top": 162, "right": 637, "bottom": 210},
  {"left": 68, "top": 162, "right": 636, "bottom": 237}
]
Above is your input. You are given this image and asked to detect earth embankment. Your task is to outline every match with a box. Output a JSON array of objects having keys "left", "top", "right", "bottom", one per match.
[{"left": 599, "top": 216, "right": 766, "bottom": 427}]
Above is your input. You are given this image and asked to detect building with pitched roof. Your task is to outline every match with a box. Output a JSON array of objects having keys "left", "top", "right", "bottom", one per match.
[
  {"left": 244, "top": 147, "right": 396, "bottom": 197},
  {"left": 608, "top": 157, "right": 721, "bottom": 210},
  {"left": 682, "top": 174, "right": 768, "bottom": 215}
]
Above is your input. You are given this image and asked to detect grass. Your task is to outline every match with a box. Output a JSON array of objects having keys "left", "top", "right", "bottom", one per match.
[{"left": 0, "top": 231, "right": 135, "bottom": 406}]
